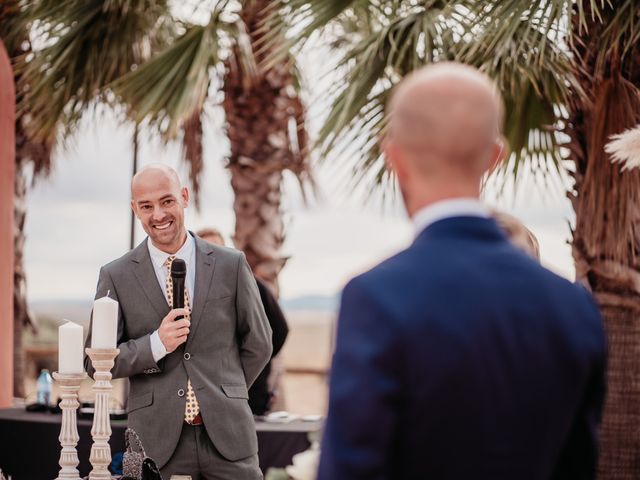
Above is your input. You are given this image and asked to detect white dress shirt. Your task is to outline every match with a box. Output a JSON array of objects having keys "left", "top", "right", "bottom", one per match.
[
  {"left": 412, "top": 197, "right": 490, "bottom": 237},
  {"left": 147, "top": 231, "right": 197, "bottom": 362}
]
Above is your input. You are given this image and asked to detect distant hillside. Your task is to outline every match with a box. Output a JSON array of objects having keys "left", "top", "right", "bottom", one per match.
[
  {"left": 30, "top": 299, "right": 92, "bottom": 329},
  {"left": 281, "top": 294, "right": 339, "bottom": 312},
  {"left": 28, "top": 293, "right": 338, "bottom": 330}
]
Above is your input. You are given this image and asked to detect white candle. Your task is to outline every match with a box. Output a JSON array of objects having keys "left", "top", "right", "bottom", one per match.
[
  {"left": 58, "top": 321, "right": 84, "bottom": 374},
  {"left": 91, "top": 295, "right": 119, "bottom": 349}
]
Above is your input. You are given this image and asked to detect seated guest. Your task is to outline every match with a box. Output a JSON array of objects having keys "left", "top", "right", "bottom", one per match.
[{"left": 197, "top": 227, "right": 289, "bottom": 415}]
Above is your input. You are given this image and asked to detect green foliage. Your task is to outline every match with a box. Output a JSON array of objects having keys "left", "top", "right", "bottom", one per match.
[
  {"left": 14, "top": 0, "right": 172, "bottom": 140},
  {"left": 7, "top": 0, "right": 305, "bottom": 205},
  {"left": 111, "top": 1, "right": 257, "bottom": 137},
  {"left": 269, "top": 0, "right": 640, "bottom": 191},
  {"left": 11, "top": 0, "right": 263, "bottom": 143}
]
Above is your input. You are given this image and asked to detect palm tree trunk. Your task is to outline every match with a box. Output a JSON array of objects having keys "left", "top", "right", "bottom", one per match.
[
  {"left": 569, "top": 4, "right": 640, "bottom": 477},
  {"left": 3, "top": 1, "right": 51, "bottom": 398},
  {"left": 12, "top": 114, "right": 50, "bottom": 401},
  {"left": 13, "top": 155, "right": 29, "bottom": 398},
  {"left": 223, "top": 0, "right": 308, "bottom": 297}
]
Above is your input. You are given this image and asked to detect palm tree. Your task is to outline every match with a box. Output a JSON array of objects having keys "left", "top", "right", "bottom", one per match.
[
  {"left": 224, "top": 0, "right": 309, "bottom": 295},
  {"left": 111, "top": 0, "right": 310, "bottom": 295},
  {"left": 268, "top": 1, "right": 640, "bottom": 477},
  {"left": 2, "top": 0, "right": 171, "bottom": 395},
  {"left": 1, "top": 0, "right": 54, "bottom": 398},
  {"left": 5, "top": 0, "right": 307, "bottom": 393}
]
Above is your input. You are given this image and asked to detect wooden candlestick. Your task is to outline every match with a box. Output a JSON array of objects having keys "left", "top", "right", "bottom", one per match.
[
  {"left": 53, "top": 372, "right": 87, "bottom": 480},
  {"left": 86, "top": 348, "right": 119, "bottom": 480}
]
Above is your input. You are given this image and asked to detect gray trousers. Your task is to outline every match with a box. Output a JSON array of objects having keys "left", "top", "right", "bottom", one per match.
[{"left": 160, "top": 424, "right": 263, "bottom": 480}]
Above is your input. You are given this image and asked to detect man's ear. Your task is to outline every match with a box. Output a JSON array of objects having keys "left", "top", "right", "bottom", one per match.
[
  {"left": 181, "top": 186, "right": 190, "bottom": 207},
  {"left": 384, "top": 140, "right": 399, "bottom": 172},
  {"left": 385, "top": 140, "right": 408, "bottom": 183},
  {"left": 130, "top": 200, "right": 138, "bottom": 218},
  {"left": 486, "top": 136, "right": 508, "bottom": 176}
]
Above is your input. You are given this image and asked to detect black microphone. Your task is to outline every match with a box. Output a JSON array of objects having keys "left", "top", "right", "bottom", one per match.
[{"left": 170, "top": 259, "right": 186, "bottom": 319}]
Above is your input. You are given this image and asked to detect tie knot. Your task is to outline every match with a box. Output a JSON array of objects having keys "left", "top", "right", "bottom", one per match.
[{"left": 165, "top": 255, "right": 177, "bottom": 273}]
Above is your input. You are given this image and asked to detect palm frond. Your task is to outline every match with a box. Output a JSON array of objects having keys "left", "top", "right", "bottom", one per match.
[
  {"left": 182, "top": 108, "right": 205, "bottom": 210},
  {"left": 260, "top": 0, "right": 358, "bottom": 67},
  {"left": 1, "top": 1, "right": 55, "bottom": 177},
  {"left": 299, "top": 3, "right": 467, "bottom": 191},
  {"left": 270, "top": 0, "right": 589, "bottom": 194},
  {"left": 16, "top": 121, "right": 55, "bottom": 179},
  {"left": 110, "top": 22, "right": 215, "bottom": 136},
  {"left": 317, "top": 5, "right": 458, "bottom": 150},
  {"left": 581, "top": 0, "right": 640, "bottom": 77},
  {"left": 111, "top": 5, "right": 255, "bottom": 137},
  {"left": 0, "top": 0, "right": 27, "bottom": 52},
  {"left": 457, "top": 4, "right": 577, "bottom": 187},
  {"left": 226, "top": 19, "right": 259, "bottom": 82},
  {"left": 15, "top": 0, "right": 170, "bottom": 141}
]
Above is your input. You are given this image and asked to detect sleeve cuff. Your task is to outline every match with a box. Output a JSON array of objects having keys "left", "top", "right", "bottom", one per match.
[{"left": 150, "top": 330, "right": 168, "bottom": 363}]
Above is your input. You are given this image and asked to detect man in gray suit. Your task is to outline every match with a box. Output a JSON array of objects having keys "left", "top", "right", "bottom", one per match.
[{"left": 85, "top": 164, "right": 273, "bottom": 479}]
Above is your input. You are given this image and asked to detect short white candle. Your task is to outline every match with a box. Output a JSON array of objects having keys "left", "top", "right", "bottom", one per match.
[
  {"left": 91, "top": 296, "right": 119, "bottom": 349},
  {"left": 58, "top": 321, "right": 84, "bottom": 374}
]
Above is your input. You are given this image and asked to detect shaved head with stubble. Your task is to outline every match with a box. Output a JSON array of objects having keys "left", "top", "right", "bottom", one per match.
[
  {"left": 385, "top": 62, "right": 505, "bottom": 216},
  {"left": 131, "top": 164, "right": 190, "bottom": 254}
]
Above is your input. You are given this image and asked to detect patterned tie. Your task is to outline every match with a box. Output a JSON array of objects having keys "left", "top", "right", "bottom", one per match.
[{"left": 165, "top": 255, "right": 200, "bottom": 424}]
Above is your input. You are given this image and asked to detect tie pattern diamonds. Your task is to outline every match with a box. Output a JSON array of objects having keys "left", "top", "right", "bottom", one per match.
[{"left": 165, "top": 255, "right": 200, "bottom": 424}]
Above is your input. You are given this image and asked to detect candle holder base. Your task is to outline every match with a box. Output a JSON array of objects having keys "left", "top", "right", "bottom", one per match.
[
  {"left": 53, "top": 371, "right": 87, "bottom": 480},
  {"left": 86, "top": 348, "right": 120, "bottom": 480}
]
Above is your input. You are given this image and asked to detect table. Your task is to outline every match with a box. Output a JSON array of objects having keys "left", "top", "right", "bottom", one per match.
[{"left": 0, "top": 408, "right": 321, "bottom": 479}]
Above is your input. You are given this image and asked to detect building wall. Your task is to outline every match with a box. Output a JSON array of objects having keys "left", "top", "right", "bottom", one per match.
[{"left": 0, "top": 40, "right": 15, "bottom": 407}]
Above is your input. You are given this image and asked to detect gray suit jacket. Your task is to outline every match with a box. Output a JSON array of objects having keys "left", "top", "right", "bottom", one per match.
[{"left": 84, "top": 235, "right": 273, "bottom": 467}]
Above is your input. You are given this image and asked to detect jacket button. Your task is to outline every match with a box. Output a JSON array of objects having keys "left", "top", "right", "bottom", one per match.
[
  {"left": 177, "top": 389, "right": 185, "bottom": 397},
  {"left": 184, "top": 352, "right": 191, "bottom": 360}
]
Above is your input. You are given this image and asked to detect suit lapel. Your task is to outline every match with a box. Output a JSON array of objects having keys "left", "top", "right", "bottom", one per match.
[
  {"left": 187, "top": 236, "right": 216, "bottom": 347},
  {"left": 131, "top": 239, "right": 170, "bottom": 319}
]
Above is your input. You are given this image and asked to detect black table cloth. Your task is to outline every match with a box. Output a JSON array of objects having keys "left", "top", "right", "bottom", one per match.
[{"left": 0, "top": 408, "right": 320, "bottom": 479}]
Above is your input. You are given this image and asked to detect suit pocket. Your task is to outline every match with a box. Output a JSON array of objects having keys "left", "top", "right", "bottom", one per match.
[
  {"left": 201, "top": 296, "right": 233, "bottom": 310},
  {"left": 209, "top": 295, "right": 233, "bottom": 301},
  {"left": 127, "top": 391, "right": 153, "bottom": 413},
  {"left": 221, "top": 384, "right": 249, "bottom": 399}
]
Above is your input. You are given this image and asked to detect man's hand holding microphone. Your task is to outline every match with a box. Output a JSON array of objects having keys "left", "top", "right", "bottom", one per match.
[
  {"left": 158, "top": 309, "right": 190, "bottom": 353},
  {"left": 160, "top": 258, "right": 190, "bottom": 353}
]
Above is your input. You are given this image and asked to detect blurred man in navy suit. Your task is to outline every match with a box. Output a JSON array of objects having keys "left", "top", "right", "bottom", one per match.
[{"left": 317, "top": 63, "right": 607, "bottom": 480}]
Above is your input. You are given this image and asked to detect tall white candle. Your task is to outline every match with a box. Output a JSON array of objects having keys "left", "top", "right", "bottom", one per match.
[
  {"left": 91, "top": 296, "right": 119, "bottom": 349},
  {"left": 58, "top": 321, "right": 84, "bottom": 374}
]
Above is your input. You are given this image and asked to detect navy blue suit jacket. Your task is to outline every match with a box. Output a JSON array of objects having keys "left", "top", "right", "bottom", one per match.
[{"left": 318, "top": 216, "right": 606, "bottom": 480}]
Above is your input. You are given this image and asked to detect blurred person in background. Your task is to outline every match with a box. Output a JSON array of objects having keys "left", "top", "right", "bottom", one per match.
[
  {"left": 493, "top": 210, "right": 540, "bottom": 259},
  {"left": 197, "top": 228, "right": 289, "bottom": 416}
]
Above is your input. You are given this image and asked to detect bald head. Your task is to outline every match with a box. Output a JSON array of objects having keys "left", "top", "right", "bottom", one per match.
[
  {"left": 388, "top": 63, "right": 504, "bottom": 177},
  {"left": 131, "top": 164, "right": 190, "bottom": 254},
  {"left": 131, "top": 163, "right": 182, "bottom": 193}
]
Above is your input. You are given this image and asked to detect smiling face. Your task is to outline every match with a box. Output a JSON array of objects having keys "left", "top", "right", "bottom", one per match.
[{"left": 131, "top": 165, "right": 189, "bottom": 254}]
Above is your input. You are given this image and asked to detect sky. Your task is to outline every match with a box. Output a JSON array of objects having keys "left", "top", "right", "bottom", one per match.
[
  {"left": 23, "top": 111, "right": 575, "bottom": 304},
  {"left": 22, "top": 35, "right": 577, "bottom": 304}
]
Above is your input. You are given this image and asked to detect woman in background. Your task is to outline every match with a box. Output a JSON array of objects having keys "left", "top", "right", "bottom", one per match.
[{"left": 493, "top": 211, "right": 540, "bottom": 260}]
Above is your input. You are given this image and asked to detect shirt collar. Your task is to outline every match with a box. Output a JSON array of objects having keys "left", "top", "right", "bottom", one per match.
[
  {"left": 147, "top": 230, "right": 195, "bottom": 271},
  {"left": 412, "top": 198, "right": 490, "bottom": 237}
]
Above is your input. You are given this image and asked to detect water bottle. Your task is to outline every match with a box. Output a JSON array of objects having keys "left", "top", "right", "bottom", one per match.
[{"left": 36, "top": 369, "right": 53, "bottom": 406}]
